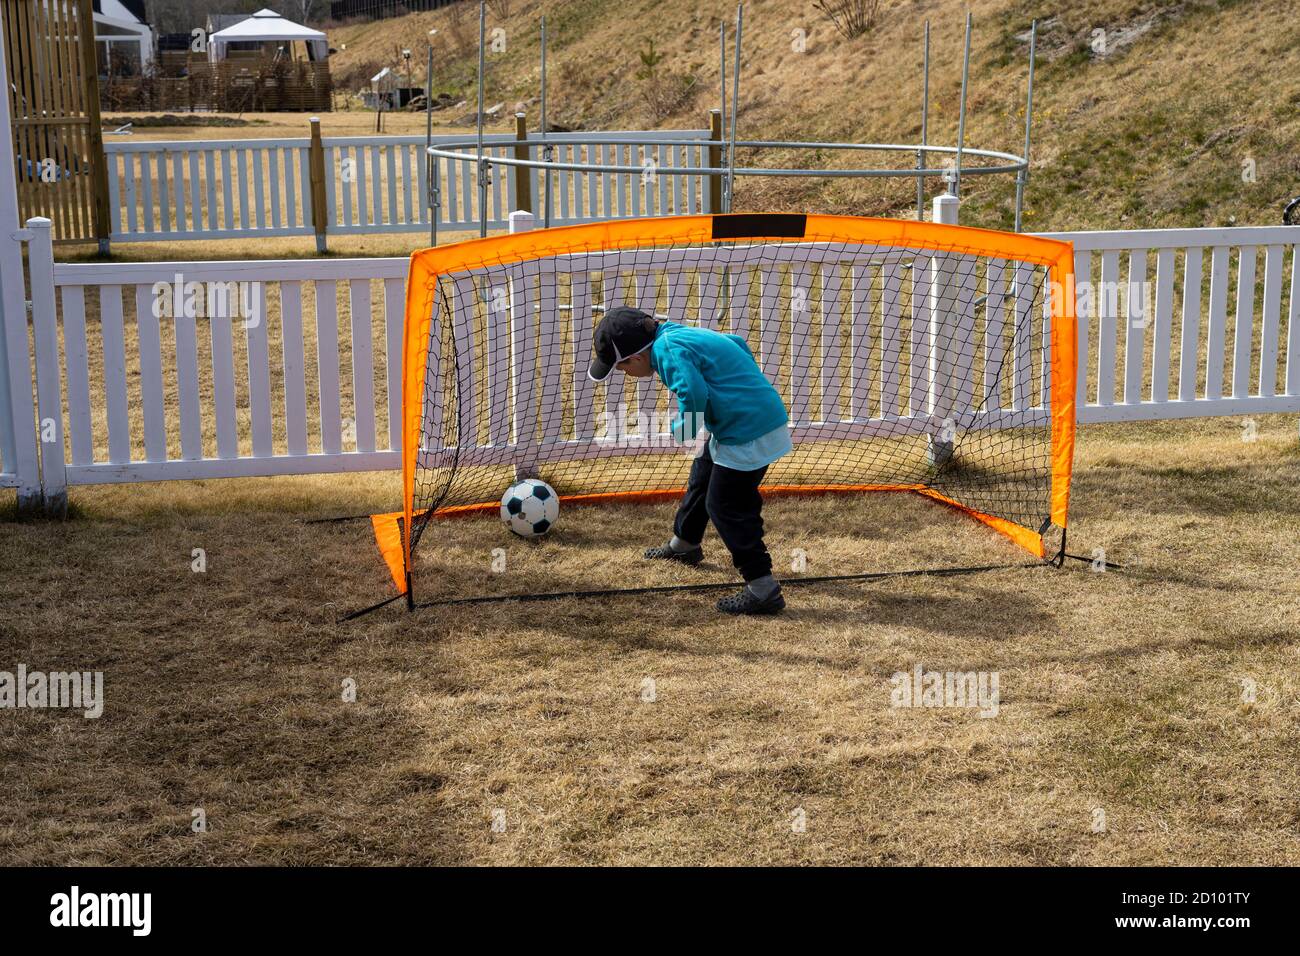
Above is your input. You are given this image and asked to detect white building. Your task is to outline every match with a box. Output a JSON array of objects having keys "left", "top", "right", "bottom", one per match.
[{"left": 93, "top": 0, "right": 154, "bottom": 74}]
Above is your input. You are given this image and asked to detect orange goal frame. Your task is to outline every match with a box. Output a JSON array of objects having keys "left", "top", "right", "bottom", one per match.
[{"left": 373, "top": 213, "right": 1077, "bottom": 596}]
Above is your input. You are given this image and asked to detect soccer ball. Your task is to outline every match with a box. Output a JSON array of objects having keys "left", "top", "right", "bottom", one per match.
[{"left": 500, "top": 479, "right": 560, "bottom": 538}]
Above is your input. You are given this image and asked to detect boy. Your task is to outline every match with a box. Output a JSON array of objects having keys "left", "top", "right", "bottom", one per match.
[{"left": 587, "top": 306, "right": 791, "bottom": 615}]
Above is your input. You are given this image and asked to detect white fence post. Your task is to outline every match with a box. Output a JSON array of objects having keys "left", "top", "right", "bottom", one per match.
[
  {"left": 509, "top": 209, "right": 536, "bottom": 233},
  {"left": 27, "top": 218, "right": 66, "bottom": 515},
  {"left": 0, "top": 249, "right": 36, "bottom": 503},
  {"left": 927, "top": 190, "right": 960, "bottom": 465}
]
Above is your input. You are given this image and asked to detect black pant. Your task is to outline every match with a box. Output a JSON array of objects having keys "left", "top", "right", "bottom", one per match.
[{"left": 673, "top": 443, "right": 773, "bottom": 582}]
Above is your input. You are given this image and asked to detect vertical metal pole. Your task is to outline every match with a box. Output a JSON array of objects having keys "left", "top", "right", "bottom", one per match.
[
  {"left": 717, "top": 17, "right": 728, "bottom": 221},
  {"left": 719, "top": 21, "right": 727, "bottom": 134},
  {"left": 1014, "top": 19, "right": 1037, "bottom": 233},
  {"left": 425, "top": 45, "right": 435, "bottom": 155},
  {"left": 476, "top": 1, "right": 487, "bottom": 238},
  {"left": 541, "top": 16, "right": 551, "bottom": 229},
  {"left": 725, "top": 4, "right": 743, "bottom": 213},
  {"left": 915, "top": 20, "right": 930, "bottom": 220},
  {"left": 431, "top": 46, "right": 441, "bottom": 244},
  {"left": 432, "top": 175, "right": 440, "bottom": 246},
  {"left": 953, "top": 12, "right": 972, "bottom": 199}
]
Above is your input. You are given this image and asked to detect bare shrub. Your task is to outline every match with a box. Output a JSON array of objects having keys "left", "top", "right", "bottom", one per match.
[{"left": 815, "top": 0, "right": 883, "bottom": 40}]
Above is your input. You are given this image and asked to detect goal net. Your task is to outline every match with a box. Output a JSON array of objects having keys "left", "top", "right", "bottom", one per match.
[{"left": 371, "top": 213, "right": 1077, "bottom": 604}]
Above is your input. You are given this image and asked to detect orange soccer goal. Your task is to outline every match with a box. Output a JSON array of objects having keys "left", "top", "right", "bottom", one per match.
[{"left": 368, "top": 213, "right": 1076, "bottom": 609}]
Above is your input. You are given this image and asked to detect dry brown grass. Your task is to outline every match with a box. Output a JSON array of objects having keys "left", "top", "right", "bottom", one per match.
[
  {"left": 1, "top": 414, "right": 1298, "bottom": 865},
  {"left": 3, "top": 0, "right": 1297, "bottom": 868}
]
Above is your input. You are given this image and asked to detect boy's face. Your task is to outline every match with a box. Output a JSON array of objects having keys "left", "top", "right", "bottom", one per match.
[{"left": 616, "top": 351, "right": 653, "bottom": 378}]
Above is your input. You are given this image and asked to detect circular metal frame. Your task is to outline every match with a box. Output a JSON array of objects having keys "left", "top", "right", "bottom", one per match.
[{"left": 427, "top": 137, "right": 1027, "bottom": 181}]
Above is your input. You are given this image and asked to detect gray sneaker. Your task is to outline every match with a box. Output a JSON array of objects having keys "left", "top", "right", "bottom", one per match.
[{"left": 717, "top": 586, "right": 786, "bottom": 615}]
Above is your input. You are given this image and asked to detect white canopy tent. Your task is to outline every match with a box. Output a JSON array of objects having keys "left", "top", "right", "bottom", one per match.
[{"left": 208, "top": 9, "right": 329, "bottom": 63}]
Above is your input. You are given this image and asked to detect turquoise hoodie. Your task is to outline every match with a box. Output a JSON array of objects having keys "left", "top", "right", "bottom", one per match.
[{"left": 649, "top": 321, "right": 788, "bottom": 445}]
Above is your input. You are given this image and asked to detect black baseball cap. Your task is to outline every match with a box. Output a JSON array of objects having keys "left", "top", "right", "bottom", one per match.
[{"left": 587, "top": 306, "right": 657, "bottom": 382}]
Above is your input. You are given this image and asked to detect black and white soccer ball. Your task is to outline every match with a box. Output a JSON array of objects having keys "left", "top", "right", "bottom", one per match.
[{"left": 500, "top": 479, "right": 560, "bottom": 538}]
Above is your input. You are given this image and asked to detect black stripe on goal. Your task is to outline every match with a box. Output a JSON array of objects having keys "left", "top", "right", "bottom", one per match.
[{"left": 711, "top": 213, "right": 807, "bottom": 240}]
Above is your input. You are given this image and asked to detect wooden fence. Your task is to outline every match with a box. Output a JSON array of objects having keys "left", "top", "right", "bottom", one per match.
[
  {"left": 2, "top": 0, "right": 110, "bottom": 246},
  {"left": 32, "top": 243, "right": 408, "bottom": 484},
  {"left": 101, "top": 59, "right": 332, "bottom": 114},
  {"left": 9, "top": 220, "right": 1298, "bottom": 507}
]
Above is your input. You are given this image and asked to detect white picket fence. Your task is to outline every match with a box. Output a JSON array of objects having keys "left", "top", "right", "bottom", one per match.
[
  {"left": 7, "top": 220, "right": 1299, "bottom": 507},
  {"left": 101, "top": 129, "right": 716, "bottom": 243},
  {"left": 1040, "top": 227, "right": 1300, "bottom": 421},
  {"left": 32, "top": 241, "right": 409, "bottom": 490}
]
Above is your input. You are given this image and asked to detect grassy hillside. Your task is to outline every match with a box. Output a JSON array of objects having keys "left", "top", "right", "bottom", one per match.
[{"left": 325, "top": 0, "right": 1300, "bottom": 232}]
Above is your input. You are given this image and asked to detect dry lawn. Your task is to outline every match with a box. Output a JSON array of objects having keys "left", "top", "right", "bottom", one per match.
[
  {"left": 1, "top": 414, "right": 1298, "bottom": 865},
  {"left": 3, "top": 0, "right": 1298, "bottom": 867}
]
